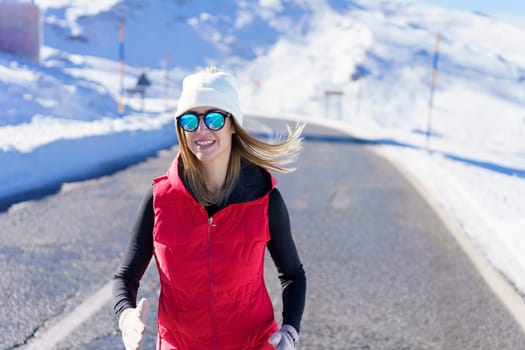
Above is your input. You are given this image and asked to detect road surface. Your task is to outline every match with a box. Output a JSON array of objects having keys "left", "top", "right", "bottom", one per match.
[{"left": 1, "top": 117, "right": 524, "bottom": 350}]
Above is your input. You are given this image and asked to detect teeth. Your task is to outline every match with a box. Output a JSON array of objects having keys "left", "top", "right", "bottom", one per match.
[{"left": 196, "top": 140, "right": 214, "bottom": 146}]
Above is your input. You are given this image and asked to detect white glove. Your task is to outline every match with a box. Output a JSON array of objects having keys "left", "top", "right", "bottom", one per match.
[
  {"left": 269, "top": 324, "right": 298, "bottom": 349},
  {"left": 118, "top": 298, "right": 148, "bottom": 350}
]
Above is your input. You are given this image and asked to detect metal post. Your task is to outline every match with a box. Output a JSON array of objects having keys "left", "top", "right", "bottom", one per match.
[
  {"left": 425, "top": 32, "right": 441, "bottom": 151},
  {"left": 163, "top": 54, "right": 170, "bottom": 111},
  {"left": 118, "top": 22, "right": 125, "bottom": 116},
  {"left": 324, "top": 90, "right": 344, "bottom": 120}
]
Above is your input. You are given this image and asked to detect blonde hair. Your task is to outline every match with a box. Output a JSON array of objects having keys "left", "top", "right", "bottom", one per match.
[{"left": 176, "top": 118, "right": 305, "bottom": 206}]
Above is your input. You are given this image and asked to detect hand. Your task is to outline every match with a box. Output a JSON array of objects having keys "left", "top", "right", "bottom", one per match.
[
  {"left": 268, "top": 324, "right": 298, "bottom": 349},
  {"left": 118, "top": 298, "right": 148, "bottom": 350}
]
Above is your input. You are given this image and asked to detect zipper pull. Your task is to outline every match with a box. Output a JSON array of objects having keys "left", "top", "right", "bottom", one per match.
[{"left": 208, "top": 217, "right": 216, "bottom": 226}]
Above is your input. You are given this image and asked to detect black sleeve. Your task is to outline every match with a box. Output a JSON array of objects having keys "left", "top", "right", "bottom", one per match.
[
  {"left": 112, "top": 187, "right": 155, "bottom": 318},
  {"left": 267, "top": 188, "right": 306, "bottom": 333}
]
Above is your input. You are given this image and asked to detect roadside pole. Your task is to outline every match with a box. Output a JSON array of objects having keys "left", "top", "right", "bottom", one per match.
[
  {"left": 425, "top": 32, "right": 441, "bottom": 151},
  {"left": 162, "top": 54, "right": 170, "bottom": 111},
  {"left": 118, "top": 22, "right": 125, "bottom": 116}
]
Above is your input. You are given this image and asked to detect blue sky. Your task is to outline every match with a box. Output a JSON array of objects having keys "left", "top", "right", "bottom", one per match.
[{"left": 418, "top": 0, "right": 525, "bottom": 18}]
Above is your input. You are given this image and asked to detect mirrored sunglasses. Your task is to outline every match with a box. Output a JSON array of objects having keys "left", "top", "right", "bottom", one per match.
[{"left": 176, "top": 111, "right": 232, "bottom": 132}]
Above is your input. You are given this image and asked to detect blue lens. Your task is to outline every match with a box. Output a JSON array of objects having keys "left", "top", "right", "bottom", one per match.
[
  {"left": 205, "top": 112, "right": 225, "bottom": 130},
  {"left": 179, "top": 114, "right": 199, "bottom": 131}
]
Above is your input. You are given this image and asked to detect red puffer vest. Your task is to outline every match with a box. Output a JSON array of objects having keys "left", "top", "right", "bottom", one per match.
[{"left": 152, "top": 156, "right": 278, "bottom": 350}]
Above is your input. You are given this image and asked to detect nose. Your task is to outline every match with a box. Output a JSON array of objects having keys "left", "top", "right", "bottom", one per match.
[{"left": 195, "top": 117, "right": 208, "bottom": 133}]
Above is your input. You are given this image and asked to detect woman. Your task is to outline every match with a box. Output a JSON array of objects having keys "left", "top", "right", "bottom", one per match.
[{"left": 113, "top": 67, "right": 306, "bottom": 350}]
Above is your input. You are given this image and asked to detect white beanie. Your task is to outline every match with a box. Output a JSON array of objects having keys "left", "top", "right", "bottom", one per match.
[{"left": 176, "top": 67, "right": 243, "bottom": 126}]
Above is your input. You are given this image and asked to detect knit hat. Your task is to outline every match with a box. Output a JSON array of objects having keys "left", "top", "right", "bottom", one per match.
[{"left": 176, "top": 67, "right": 243, "bottom": 126}]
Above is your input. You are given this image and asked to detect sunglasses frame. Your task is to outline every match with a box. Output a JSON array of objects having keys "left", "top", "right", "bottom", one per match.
[{"left": 176, "top": 110, "right": 232, "bottom": 132}]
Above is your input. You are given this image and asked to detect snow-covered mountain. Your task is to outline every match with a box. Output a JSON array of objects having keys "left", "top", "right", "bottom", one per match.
[
  {"left": 39, "top": 0, "right": 314, "bottom": 69},
  {"left": 2, "top": 0, "right": 525, "bottom": 315}
]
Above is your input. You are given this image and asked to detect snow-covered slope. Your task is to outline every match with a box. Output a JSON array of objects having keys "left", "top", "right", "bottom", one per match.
[{"left": 38, "top": 0, "right": 314, "bottom": 69}]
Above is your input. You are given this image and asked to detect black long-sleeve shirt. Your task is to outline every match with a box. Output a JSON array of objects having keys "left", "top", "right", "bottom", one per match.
[{"left": 113, "top": 164, "right": 306, "bottom": 332}]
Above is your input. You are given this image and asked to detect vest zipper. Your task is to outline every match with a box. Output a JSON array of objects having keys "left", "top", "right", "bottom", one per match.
[{"left": 207, "top": 216, "right": 218, "bottom": 349}]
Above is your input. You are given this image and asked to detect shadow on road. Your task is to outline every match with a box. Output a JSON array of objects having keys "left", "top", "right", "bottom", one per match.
[{"left": 300, "top": 133, "right": 525, "bottom": 179}]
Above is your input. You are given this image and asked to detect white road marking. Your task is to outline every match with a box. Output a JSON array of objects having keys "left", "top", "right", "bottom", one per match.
[
  {"left": 378, "top": 146, "right": 525, "bottom": 335},
  {"left": 21, "top": 282, "right": 112, "bottom": 350}
]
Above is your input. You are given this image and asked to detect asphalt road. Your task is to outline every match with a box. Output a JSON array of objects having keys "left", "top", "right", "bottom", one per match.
[{"left": 1, "top": 117, "right": 524, "bottom": 350}]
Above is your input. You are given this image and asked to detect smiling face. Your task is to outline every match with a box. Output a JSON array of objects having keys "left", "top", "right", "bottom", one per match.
[{"left": 181, "top": 106, "right": 236, "bottom": 166}]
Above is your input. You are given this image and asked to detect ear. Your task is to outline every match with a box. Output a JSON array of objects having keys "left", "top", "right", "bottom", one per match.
[{"left": 229, "top": 116, "right": 238, "bottom": 134}]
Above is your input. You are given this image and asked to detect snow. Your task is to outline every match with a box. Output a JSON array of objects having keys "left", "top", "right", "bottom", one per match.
[{"left": 2, "top": 0, "right": 525, "bottom": 303}]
